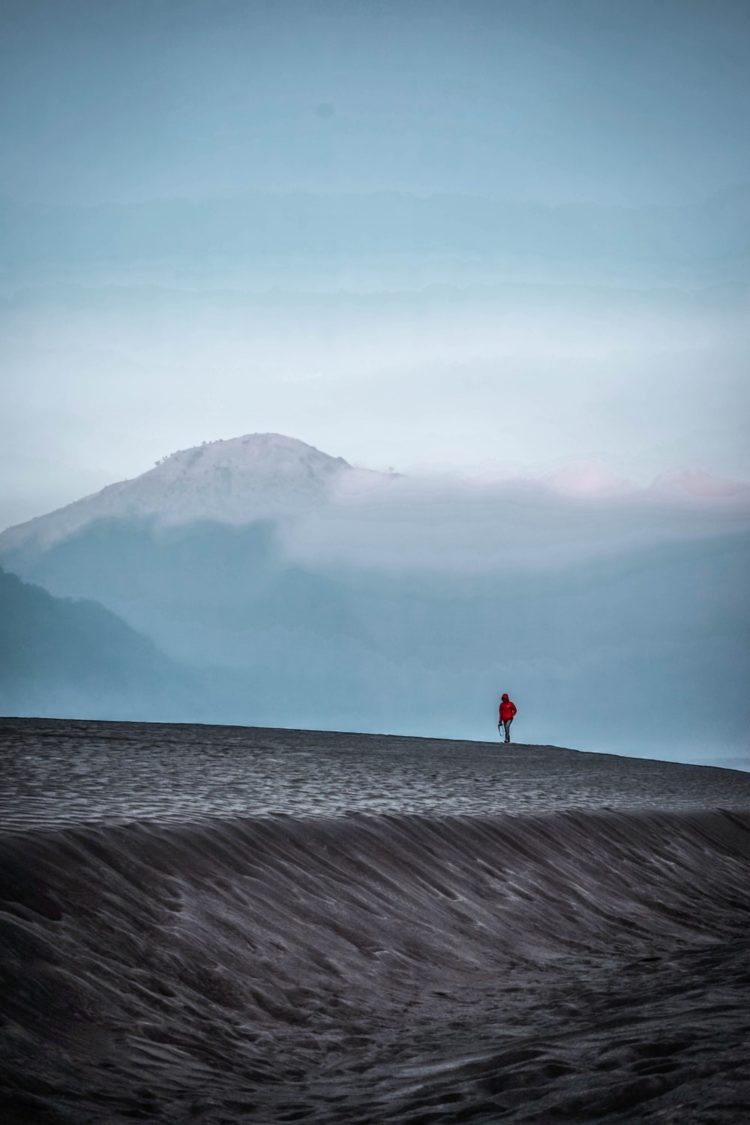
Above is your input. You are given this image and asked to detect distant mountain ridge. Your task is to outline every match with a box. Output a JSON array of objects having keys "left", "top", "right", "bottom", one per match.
[{"left": 0, "top": 567, "right": 200, "bottom": 721}]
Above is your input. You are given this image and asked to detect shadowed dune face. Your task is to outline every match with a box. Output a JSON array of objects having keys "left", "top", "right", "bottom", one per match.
[
  {"left": 1, "top": 719, "right": 750, "bottom": 1122},
  {"left": 1, "top": 810, "right": 750, "bottom": 1123}
]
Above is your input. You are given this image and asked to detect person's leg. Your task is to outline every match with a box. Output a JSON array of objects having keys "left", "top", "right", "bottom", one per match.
[{"left": 503, "top": 719, "right": 511, "bottom": 742}]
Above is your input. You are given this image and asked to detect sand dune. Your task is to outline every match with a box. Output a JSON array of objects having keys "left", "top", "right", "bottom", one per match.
[{"left": 1, "top": 719, "right": 749, "bottom": 1122}]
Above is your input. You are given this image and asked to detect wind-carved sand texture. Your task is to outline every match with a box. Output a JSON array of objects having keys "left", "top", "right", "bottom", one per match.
[{"left": 1, "top": 718, "right": 749, "bottom": 1123}]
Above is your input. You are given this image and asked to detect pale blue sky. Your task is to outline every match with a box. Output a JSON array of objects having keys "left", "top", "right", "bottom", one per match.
[{"left": 2, "top": 0, "right": 749, "bottom": 204}]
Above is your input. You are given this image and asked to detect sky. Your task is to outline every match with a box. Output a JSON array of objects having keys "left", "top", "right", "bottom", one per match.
[{"left": 2, "top": 0, "right": 750, "bottom": 529}]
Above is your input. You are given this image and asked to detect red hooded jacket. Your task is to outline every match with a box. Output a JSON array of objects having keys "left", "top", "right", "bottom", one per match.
[{"left": 498, "top": 694, "right": 517, "bottom": 722}]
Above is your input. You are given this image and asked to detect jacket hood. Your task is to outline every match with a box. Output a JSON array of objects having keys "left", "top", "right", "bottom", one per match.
[{"left": 501, "top": 693, "right": 509, "bottom": 701}]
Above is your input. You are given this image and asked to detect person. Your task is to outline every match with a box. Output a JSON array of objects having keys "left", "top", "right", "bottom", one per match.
[{"left": 498, "top": 692, "right": 517, "bottom": 743}]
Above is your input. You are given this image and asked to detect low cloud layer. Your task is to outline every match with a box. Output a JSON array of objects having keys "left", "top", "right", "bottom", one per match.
[{"left": 281, "top": 468, "right": 750, "bottom": 574}]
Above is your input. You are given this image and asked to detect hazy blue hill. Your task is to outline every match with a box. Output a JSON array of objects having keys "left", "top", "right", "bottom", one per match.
[
  {"left": 0, "top": 567, "right": 203, "bottom": 721},
  {"left": 4, "top": 519, "right": 749, "bottom": 752}
]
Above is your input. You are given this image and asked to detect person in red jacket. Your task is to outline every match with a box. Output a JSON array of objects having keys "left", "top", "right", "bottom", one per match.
[{"left": 498, "top": 693, "right": 517, "bottom": 743}]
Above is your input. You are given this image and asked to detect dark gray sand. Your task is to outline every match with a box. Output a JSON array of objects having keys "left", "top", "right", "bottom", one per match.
[{"left": 1, "top": 718, "right": 749, "bottom": 1122}]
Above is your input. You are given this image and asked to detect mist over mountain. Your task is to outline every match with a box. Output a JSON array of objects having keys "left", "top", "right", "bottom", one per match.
[
  {"left": 3, "top": 432, "right": 747, "bottom": 559},
  {"left": 2, "top": 434, "right": 749, "bottom": 765}
]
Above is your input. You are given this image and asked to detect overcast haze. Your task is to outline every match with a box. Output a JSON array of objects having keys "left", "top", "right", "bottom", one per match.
[{"left": 2, "top": 0, "right": 750, "bottom": 528}]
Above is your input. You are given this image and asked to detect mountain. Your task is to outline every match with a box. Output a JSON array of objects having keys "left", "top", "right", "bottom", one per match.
[
  {"left": 0, "top": 566, "right": 202, "bottom": 722},
  {"left": 1, "top": 436, "right": 749, "bottom": 759},
  {"left": 0, "top": 434, "right": 373, "bottom": 556}
]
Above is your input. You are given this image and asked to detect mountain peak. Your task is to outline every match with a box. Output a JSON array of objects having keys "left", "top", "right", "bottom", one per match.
[
  {"left": 0, "top": 434, "right": 358, "bottom": 555},
  {"left": 158, "top": 432, "right": 348, "bottom": 469}
]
